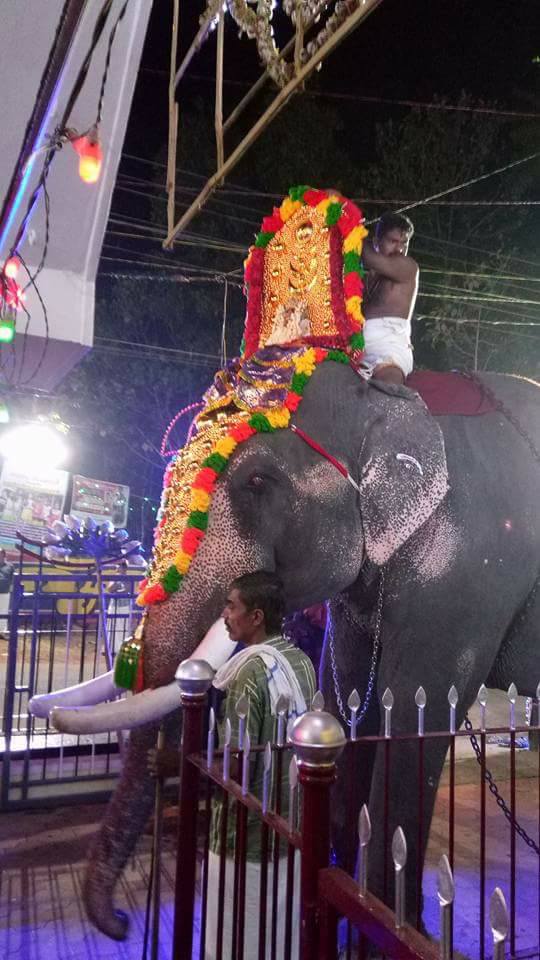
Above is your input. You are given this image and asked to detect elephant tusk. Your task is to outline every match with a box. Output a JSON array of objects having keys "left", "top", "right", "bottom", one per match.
[
  {"left": 50, "top": 682, "right": 183, "bottom": 734},
  {"left": 29, "top": 671, "right": 120, "bottom": 719},
  {"left": 190, "top": 617, "right": 236, "bottom": 669},
  {"left": 45, "top": 619, "right": 234, "bottom": 733}
]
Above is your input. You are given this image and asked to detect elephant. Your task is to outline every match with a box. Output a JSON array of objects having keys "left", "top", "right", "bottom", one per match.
[{"left": 30, "top": 361, "right": 539, "bottom": 940}]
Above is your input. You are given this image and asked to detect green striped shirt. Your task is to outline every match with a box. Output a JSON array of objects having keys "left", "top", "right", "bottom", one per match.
[{"left": 209, "top": 636, "right": 316, "bottom": 861}]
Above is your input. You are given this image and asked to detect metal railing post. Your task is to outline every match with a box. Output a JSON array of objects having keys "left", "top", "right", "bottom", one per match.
[
  {"left": 172, "top": 659, "right": 215, "bottom": 960},
  {"left": 291, "top": 709, "right": 346, "bottom": 960}
]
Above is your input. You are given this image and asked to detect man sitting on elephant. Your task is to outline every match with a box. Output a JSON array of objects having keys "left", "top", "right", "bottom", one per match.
[
  {"left": 149, "top": 570, "right": 316, "bottom": 957},
  {"left": 361, "top": 212, "right": 419, "bottom": 385}
]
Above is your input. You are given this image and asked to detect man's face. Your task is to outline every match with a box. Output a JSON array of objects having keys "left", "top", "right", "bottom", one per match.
[
  {"left": 223, "top": 588, "right": 262, "bottom": 645},
  {"left": 378, "top": 228, "right": 410, "bottom": 257}
]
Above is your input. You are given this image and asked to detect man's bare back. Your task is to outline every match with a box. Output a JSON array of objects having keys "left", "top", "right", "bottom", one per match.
[{"left": 361, "top": 216, "right": 419, "bottom": 384}]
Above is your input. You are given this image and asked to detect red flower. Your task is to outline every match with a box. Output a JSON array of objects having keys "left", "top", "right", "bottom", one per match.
[
  {"left": 230, "top": 423, "right": 257, "bottom": 442},
  {"left": 261, "top": 213, "right": 283, "bottom": 233},
  {"left": 344, "top": 272, "right": 363, "bottom": 298},
  {"left": 304, "top": 188, "right": 328, "bottom": 207},
  {"left": 313, "top": 347, "right": 329, "bottom": 363},
  {"left": 192, "top": 467, "right": 218, "bottom": 492},
  {"left": 337, "top": 200, "right": 363, "bottom": 236},
  {"left": 182, "top": 526, "right": 205, "bottom": 554},
  {"left": 145, "top": 583, "right": 168, "bottom": 604},
  {"left": 285, "top": 392, "right": 302, "bottom": 411},
  {"left": 138, "top": 578, "right": 148, "bottom": 592}
]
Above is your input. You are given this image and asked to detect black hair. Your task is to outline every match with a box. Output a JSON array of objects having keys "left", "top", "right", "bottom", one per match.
[
  {"left": 376, "top": 212, "right": 414, "bottom": 240},
  {"left": 231, "top": 570, "right": 285, "bottom": 634}
]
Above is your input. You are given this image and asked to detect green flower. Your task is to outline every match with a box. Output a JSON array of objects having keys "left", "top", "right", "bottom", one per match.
[
  {"left": 325, "top": 349, "right": 350, "bottom": 364},
  {"left": 249, "top": 412, "right": 274, "bottom": 432},
  {"left": 291, "top": 372, "right": 310, "bottom": 394},
  {"left": 255, "top": 231, "right": 274, "bottom": 248},
  {"left": 349, "top": 332, "right": 365, "bottom": 351},
  {"left": 289, "top": 184, "right": 310, "bottom": 202},
  {"left": 326, "top": 202, "right": 343, "bottom": 227},
  {"left": 187, "top": 511, "right": 209, "bottom": 531},
  {"left": 203, "top": 453, "right": 228, "bottom": 473},
  {"left": 163, "top": 565, "right": 183, "bottom": 593},
  {"left": 343, "top": 251, "right": 361, "bottom": 274}
]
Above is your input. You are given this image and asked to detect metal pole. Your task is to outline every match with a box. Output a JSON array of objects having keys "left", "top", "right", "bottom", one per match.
[
  {"left": 291, "top": 709, "right": 346, "bottom": 960},
  {"left": 163, "top": 0, "right": 383, "bottom": 247},
  {"left": 150, "top": 725, "right": 166, "bottom": 960},
  {"left": 172, "top": 660, "right": 215, "bottom": 960},
  {"left": 167, "top": 0, "right": 180, "bottom": 236}
]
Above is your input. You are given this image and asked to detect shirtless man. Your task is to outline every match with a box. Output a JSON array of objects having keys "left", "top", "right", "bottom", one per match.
[{"left": 361, "top": 212, "right": 419, "bottom": 385}]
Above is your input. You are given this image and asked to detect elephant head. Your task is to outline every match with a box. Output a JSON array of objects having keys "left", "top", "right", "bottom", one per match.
[{"left": 38, "top": 359, "right": 448, "bottom": 940}]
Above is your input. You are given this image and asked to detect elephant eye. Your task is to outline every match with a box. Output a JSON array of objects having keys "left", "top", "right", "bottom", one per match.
[
  {"left": 395, "top": 453, "right": 424, "bottom": 476},
  {"left": 247, "top": 473, "right": 265, "bottom": 489}
]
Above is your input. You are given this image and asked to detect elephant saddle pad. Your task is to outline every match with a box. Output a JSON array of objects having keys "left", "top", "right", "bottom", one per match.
[{"left": 405, "top": 371, "right": 497, "bottom": 417}]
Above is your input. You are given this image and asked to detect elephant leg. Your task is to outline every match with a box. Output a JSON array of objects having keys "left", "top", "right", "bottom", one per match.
[
  {"left": 320, "top": 591, "right": 380, "bottom": 874},
  {"left": 488, "top": 571, "right": 540, "bottom": 697},
  {"left": 84, "top": 711, "right": 181, "bottom": 939}
]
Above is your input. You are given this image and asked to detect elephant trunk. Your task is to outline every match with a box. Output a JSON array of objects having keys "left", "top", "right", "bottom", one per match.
[{"left": 84, "top": 718, "right": 173, "bottom": 940}]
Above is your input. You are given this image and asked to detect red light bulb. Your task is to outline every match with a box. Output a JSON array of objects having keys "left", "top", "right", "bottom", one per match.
[
  {"left": 71, "top": 128, "right": 103, "bottom": 184},
  {"left": 4, "top": 258, "right": 19, "bottom": 279}
]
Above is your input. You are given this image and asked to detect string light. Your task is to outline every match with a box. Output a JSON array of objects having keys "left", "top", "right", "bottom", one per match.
[{"left": 71, "top": 126, "right": 103, "bottom": 184}]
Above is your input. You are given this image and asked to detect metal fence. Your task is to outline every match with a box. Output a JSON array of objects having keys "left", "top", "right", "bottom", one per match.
[
  {"left": 165, "top": 666, "right": 533, "bottom": 960},
  {"left": 1, "top": 565, "right": 142, "bottom": 809}
]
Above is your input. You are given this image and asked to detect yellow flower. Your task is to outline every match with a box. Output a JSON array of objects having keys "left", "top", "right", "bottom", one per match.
[
  {"left": 280, "top": 198, "right": 302, "bottom": 222},
  {"left": 174, "top": 551, "right": 192, "bottom": 575},
  {"left": 135, "top": 593, "right": 147, "bottom": 607},
  {"left": 343, "top": 224, "right": 368, "bottom": 253},
  {"left": 190, "top": 488, "right": 211, "bottom": 513},
  {"left": 294, "top": 347, "right": 317, "bottom": 375},
  {"left": 316, "top": 198, "right": 332, "bottom": 216},
  {"left": 346, "top": 296, "right": 364, "bottom": 323},
  {"left": 265, "top": 408, "right": 291, "bottom": 429},
  {"left": 215, "top": 436, "right": 237, "bottom": 457}
]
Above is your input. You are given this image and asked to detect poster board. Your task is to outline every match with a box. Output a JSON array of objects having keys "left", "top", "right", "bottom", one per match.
[
  {"left": 0, "top": 463, "right": 69, "bottom": 540},
  {"left": 71, "top": 475, "right": 130, "bottom": 528}
]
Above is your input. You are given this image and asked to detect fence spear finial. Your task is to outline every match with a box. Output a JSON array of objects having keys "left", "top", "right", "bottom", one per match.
[
  {"left": 477, "top": 684, "right": 488, "bottom": 732},
  {"left": 357, "top": 804, "right": 371, "bottom": 896},
  {"left": 348, "top": 688, "right": 361, "bottom": 740},
  {"left": 392, "top": 826, "right": 407, "bottom": 928},
  {"left": 437, "top": 855, "right": 454, "bottom": 960},
  {"left": 490, "top": 887, "right": 508, "bottom": 960},
  {"left": 382, "top": 687, "right": 394, "bottom": 738},
  {"left": 448, "top": 685, "right": 458, "bottom": 735}
]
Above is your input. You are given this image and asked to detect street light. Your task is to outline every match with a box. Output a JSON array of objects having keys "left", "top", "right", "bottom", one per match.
[{"left": 0, "top": 422, "right": 68, "bottom": 472}]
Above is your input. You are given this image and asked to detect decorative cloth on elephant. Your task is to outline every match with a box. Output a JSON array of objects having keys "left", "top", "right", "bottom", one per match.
[
  {"left": 213, "top": 641, "right": 308, "bottom": 721},
  {"left": 129, "top": 185, "right": 371, "bottom": 630}
]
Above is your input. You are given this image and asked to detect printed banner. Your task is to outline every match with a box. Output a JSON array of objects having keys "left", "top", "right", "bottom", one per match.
[
  {"left": 0, "top": 464, "right": 69, "bottom": 540},
  {"left": 71, "top": 475, "right": 130, "bottom": 528}
]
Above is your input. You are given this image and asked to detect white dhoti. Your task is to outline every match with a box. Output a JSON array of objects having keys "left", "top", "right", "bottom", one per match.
[
  {"left": 362, "top": 316, "right": 413, "bottom": 377},
  {"left": 204, "top": 851, "right": 300, "bottom": 959}
]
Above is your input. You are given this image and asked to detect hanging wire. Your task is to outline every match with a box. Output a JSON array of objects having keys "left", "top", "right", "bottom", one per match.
[{"left": 220, "top": 279, "right": 228, "bottom": 367}]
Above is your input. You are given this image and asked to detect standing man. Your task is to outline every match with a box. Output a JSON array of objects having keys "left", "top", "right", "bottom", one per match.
[
  {"left": 207, "top": 570, "right": 316, "bottom": 958},
  {"left": 148, "top": 571, "right": 316, "bottom": 957},
  {"left": 361, "top": 212, "right": 419, "bottom": 385}
]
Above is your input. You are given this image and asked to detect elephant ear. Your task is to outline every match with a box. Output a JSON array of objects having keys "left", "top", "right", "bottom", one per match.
[{"left": 358, "top": 385, "right": 449, "bottom": 566}]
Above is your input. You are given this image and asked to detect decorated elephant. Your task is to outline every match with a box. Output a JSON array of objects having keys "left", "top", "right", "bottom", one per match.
[{"left": 30, "top": 187, "right": 539, "bottom": 939}]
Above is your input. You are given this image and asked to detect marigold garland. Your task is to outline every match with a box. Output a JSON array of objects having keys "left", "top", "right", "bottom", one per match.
[
  {"left": 137, "top": 345, "right": 351, "bottom": 608},
  {"left": 137, "top": 184, "right": 369, "bottom": 609}
]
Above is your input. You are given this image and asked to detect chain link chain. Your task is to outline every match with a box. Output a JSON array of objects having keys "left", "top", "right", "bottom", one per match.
[
  {"left": 463, "top": 714, "right": 540, "bottom": 856},
  {"left": 328, "top": 570, "right": 385, "bottom": 727}
]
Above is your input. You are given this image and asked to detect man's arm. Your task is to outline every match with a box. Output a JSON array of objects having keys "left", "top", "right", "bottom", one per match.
[{"left": 362, "top": 242, "right": 418, "bottom": 284}]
